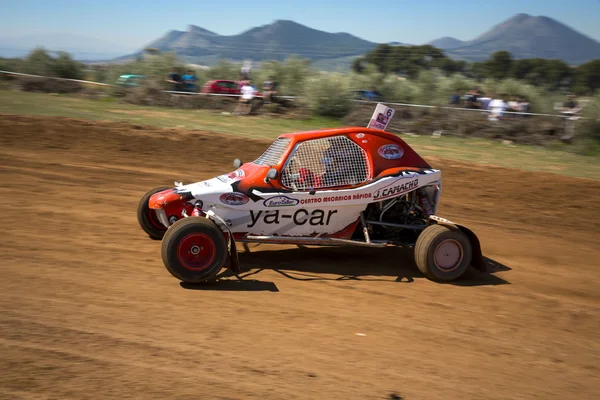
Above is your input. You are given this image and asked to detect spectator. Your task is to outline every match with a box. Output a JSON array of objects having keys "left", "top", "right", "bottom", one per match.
[
  {"left": 449, "top": 90, "right": 460, "bottom": 105},
  {"left": 516, "top": 96, "right": 529, "bottom": 117},
  {"left": 560, "top": 94, "right": 583, "bottom": 143},
  {"left": 464, "top": 88, "right": 480, "bottom": 109},
  {"left": 478, "top": 92, "right": 492, "bottom": 110},
  {"left": 166, "top": 69, "right": 183, "bottom": 91},
  {"left": 262, "top": 75, "right": 278, "bottom": 104},
  {"left": 561, "top": 93, "right": 581, "bottom": 113},
  {"left": 488, "top": 93, "right": 507, "bottom": 121},
  {"left": 234, "top": 80, "right": 256, "bottom": 115},
  {"left": 507, "top": 96, "right": 519, "bottom": 112},
  {"left": 240, "top": 60, "right": 252, "bottom": 81},
  {"left": 181, "top": 70, "right": 199, "bottom": 92}
]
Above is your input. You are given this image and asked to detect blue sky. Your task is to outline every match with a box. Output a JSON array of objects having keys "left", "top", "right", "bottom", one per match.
[{"left": 1, "top": 0, "right": 599, "bottom": 50}]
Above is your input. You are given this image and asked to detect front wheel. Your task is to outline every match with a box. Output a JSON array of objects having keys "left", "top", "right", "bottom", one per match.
[
  {"left": 414, "top": 224, "right": 472, "bottom": 282},
  {"left": 161, "top": 217, "right": 228, "bottom": 283},
  {"left": 137, "top": 186, "right": 171, "bottom": 240}
]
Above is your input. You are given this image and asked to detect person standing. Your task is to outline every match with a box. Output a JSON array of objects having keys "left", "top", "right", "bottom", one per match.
[
  {"left": 262, "top": 75, "right": 278, "bottom": 104},
  {"left": 181, "top": 70, "right": 199, "bottom": 92},
  {"left": 234, "top": 80, "right": 256, "bottom": 115},
  {"left": 487, "top": 93, "right": 507, "bottom": 121},
  {"left": 166, "top": 70, "right": 183, "bottom": 91},
  {"left": 240, "top": 60, "right": 252, "bottom": 81}
]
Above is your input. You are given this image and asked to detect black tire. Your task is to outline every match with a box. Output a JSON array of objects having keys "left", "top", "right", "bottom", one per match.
[
  {"left": 414, "top": 224, "right": 472, "bottom": 282},
  {"left": 161, "top": 217, "right": 228, "bottom": 283},
  {"left": 137, "top": 186, "right": 171, "bottom": 240}
]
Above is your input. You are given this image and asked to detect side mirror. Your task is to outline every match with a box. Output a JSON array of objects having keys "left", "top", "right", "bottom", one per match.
[
  {"left": 233, "top": 159, "right": 243, "bottom": 168},
  {"left": 264, "top": 168, "right": 278, "bottom": 183}
]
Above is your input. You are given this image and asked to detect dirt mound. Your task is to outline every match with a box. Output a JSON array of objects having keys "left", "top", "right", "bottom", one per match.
[
  {"left": 1, "top": 114, "right": 599, "bottom": 400},
  {"left": 344, "top": 104, "right": 565, "bottom": 145}
]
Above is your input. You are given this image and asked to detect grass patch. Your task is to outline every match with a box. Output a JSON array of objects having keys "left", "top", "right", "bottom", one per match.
[{"left": 1, "top": 89, "right": 599, "bottom": 180}]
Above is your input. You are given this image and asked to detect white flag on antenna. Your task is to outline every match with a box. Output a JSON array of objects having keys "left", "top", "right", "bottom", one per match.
[{"left": 367, "top": 103, "right": 395, "bottom": 131}]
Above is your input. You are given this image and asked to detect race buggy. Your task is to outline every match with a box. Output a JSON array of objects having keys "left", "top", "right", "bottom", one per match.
[{"left": 137, "top": 104, "right": 486, "bottom": 283}]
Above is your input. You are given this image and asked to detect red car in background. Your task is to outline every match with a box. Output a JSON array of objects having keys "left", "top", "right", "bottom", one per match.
[{"left": 201, "top": 79, "right": 262, "bottom": 97}]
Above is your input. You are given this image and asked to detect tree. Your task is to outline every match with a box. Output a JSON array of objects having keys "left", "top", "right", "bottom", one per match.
[
  {"left": 24, "top": 47, "right": 54, "bottom": 76},
  {"left": 51, "top": 51, "right": 84, "bottom": 80},
  {"left": 485, "top": 51, "right": 513, "bottom": 80},
  {"left": 355, "top": 44, "right": 450, "bottom": 79},
  {"left": 573, "top": 60, "right": 600, "bottom": 95},
  {"left": 351, "top": 58, "right": 365, "bottom": 74}
]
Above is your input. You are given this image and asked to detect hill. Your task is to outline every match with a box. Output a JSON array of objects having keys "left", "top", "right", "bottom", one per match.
[
  {"left": 441, "top": 14, "right": 600, "bottom": 64},
  {"left": 427, "top": 37, "right": 465, "bottom": 50},
  {"left": 126, "top": 20, "right": 378, "bottom": 64}
]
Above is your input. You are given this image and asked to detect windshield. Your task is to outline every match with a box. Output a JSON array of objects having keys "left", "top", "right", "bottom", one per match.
[{"left": 253, "top": 137, "right": 291, "bottom": 166}]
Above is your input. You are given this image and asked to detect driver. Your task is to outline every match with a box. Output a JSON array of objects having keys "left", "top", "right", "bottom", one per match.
[{"left": 322, "top": 137, "right": 350, "bottom": 187}]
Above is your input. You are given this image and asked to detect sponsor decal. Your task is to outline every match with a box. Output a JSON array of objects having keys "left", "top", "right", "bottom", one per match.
[
  {"left": 220, "top": 192, "right": 249, "bottom": 206},
  {"left": 174, "top": 187, "right": 190, "bottom": 194},
  {"left": 373, "top": 179, "right": 419, "bottom": 200},
  {"left": 378, "top": 144, "right": 404, "bottom": 160},
  {"left": 356, "top": 133, "right": 365, "bottom": 138},
  {"left": 264, "top": 195, "right": 299, "bottom": 207},
  {"left": 217, "top": 169, "right": 245, "bottom": 183},
  {"left": 248, "top": 209, "right": 338, "bottom": 228},
  {"left": 299, "top": 193, "right": 371, "bottom": 205},
  {"left": 429, "top": 215, "right": 455, "bottom": 225}
]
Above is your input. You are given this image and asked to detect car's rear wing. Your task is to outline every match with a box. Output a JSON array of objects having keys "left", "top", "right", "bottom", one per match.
[{"left": 367, "top": 103, "right": 395, "bottom": 131}]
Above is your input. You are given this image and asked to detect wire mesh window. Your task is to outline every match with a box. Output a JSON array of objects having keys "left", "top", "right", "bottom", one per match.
[
  {"left": 253, "top": 137, "right": 291, "bottom": 166},
  {"left": 281, "top": 136, "right": 371, "bottom": 190}
]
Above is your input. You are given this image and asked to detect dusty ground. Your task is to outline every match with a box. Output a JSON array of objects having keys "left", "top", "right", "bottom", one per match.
[{"left": 1, "top": 114, "right": 599, "bottom": 400}]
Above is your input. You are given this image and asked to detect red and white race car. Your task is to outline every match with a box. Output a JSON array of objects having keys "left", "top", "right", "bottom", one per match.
[{"left": 137, "top": 104, "right": 485, "bottom": 283}]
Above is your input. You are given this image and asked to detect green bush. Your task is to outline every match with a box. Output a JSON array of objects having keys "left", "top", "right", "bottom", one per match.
[
  {"left": 250, "top": 57, "right": 314, "bottom": 96},
  {"left": 573, "top": 95, "right": 600, "bottom": 155},
  {"left": 18, "top": 48, "right": 85, "bottom": 80},
  {"left": 305, "top": 72, "right": 353, "bottom": 118},
  {"left": 204, "top": 60, "right": 240, "bottom": 81}
]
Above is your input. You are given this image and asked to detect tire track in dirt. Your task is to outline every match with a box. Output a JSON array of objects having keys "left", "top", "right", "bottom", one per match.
[{"left": 1, "top": 115, "right": 599, "bottom": 399}]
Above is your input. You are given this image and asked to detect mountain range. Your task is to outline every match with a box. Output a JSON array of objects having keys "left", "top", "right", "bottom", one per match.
[
  {"left": 123, "top": 19, "right": 379, "bottom": 66},
  {"left": 427, "top": 13, "right": 600, "bottom": 64},
  {"left": 2, "top": 14, "right": 599, "bottom": 67},
  {"left": 128, "top": 14, "right": 600, "bottom": 67}
]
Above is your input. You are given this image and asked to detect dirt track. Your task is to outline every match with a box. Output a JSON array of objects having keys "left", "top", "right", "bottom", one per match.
[{"left": 1, "top": 114, "right": 599, "bottom": 400}]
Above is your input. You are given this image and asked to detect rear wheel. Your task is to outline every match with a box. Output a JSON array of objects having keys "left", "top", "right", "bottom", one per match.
[
  {"left": 414, "top": 224, "right": 472, "bottom": 282},
  {"left": 137, "top": 186, "right": 171, "bottom": 240},
  {"left": 161, "top": 217, "right": 228, "bottom": 283}
]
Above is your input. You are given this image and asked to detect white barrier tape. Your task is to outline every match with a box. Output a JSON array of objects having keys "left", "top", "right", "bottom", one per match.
[
  {"left": 0, "top": 70, "right": 113, "bottom": 86},
  {"left": 164, "top": 90, "right": 297, "bottom": 100},
  {"left": 355, "top": 99, "right": 570, "bottom": 118},
  {"left": 0, "top": 70, "right": 583, "bottom": 118}
]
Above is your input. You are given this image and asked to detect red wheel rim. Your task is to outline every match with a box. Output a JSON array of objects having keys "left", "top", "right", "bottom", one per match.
[
  {"left": 177, "top": 233, "right": 216, "bottom": 271},
  {"left": 433, "top": 239, "right": 463, "bottom": 272}
]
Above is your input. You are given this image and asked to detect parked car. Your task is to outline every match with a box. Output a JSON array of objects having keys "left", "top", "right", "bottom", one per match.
[
  {"left": 201, "top": 79, "right": 262, "bottom": 97},
  {"left": 352, "top": 90, "right": 383, "bottom": 102},
  {"left": 115, "top": 74, "right": 146, "bottom": 87}
]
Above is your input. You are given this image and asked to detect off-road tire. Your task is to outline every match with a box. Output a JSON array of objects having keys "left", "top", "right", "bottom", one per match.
[
  {"left": 161, "top": 217, "right": 228, "bottom": 283},
  {"left": 137, "top": 186, "right": 171, "bottom": 240},
  {"left": 414, "top": 224, "right": 472, "bottom": 282}
]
